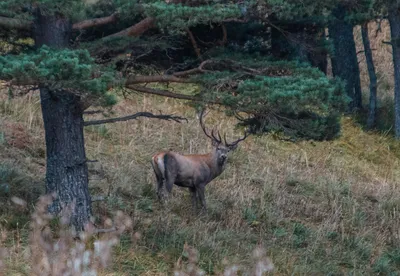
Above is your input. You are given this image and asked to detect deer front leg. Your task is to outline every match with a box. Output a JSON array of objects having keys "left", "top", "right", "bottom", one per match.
[
  {"left": 189, "top": 187, "right": 198, "bottom": 213},
  {"left": 197, "top": 185, "right": 207, "bottom": 214}
]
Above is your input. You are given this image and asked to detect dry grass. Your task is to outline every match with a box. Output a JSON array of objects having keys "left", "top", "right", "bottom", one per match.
[
  {"left": 1, "top": 22, "right": 400, "bottom": 275},
  {"left": 1, "top": 84, "right": 400, "bottom": 274}
]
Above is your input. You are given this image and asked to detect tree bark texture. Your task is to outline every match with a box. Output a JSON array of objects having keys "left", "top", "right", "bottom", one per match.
[
  {"left": 329, "top": 5, "right": 362, "bottom": 111},
  {"left": 361, "top": 23, "right": 378, "bottom": 129},
  {"left": 389, "top": 7, "right": 400, "bottom": 139},
  {"left": 34, "top": 10, "right": 92, "bottom": 230}
]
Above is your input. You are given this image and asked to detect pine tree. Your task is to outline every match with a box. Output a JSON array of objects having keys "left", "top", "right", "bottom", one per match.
[{"left": 0, "top": 0, "right": 348, "bottom": 230}]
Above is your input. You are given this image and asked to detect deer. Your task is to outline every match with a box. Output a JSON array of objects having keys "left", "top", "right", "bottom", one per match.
[{"left": 151, "top": 109, "right": 248, "bottom": 213}]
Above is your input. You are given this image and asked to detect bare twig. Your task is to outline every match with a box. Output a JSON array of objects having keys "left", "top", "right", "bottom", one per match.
[
  {"left": 91, "top": 195, "right": 107, "bottom": 202},
  {"left": 84, "top": 110, "right": 103, "bottom": 115},
  {"left": 84, "top": 111, "right": 188, "bottom": 126}
]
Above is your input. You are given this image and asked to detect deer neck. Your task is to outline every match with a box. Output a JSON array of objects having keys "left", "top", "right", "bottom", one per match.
[{"left": 207, "top": 152, "right": 226, "bottom": 180}]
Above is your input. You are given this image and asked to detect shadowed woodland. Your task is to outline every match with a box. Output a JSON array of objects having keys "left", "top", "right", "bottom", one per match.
[{"left": 1, "top": 0, "right": 400, "bottom": 275}]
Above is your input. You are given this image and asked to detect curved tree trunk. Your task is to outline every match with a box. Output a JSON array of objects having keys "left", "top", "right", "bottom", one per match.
[
  {"left": 329, "top": 4, "right": 362, "bottom": 111},
  {"left": 34, "top": 9, "right": 92, "bottom": 230},
  {"left": 361, "top": 23, "right": 378, "bottom": 129}
]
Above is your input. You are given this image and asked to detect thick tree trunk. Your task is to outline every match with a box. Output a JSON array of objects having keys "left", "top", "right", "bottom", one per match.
[
  {"left": 34, "top": 10, "right": 92, "bottom": 230},
  {"left": 329, "top": 5, "right": 362, "bottom": 111},
  {"left": 361, "top": 23, "right": 378, "bottom": 129},
  {"left": 389, "top": 8, "right": 400, "bottom": 139}
]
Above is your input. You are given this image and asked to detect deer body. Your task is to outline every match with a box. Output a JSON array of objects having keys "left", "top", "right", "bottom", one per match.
[{"left": 151, "top": 110, "right": 248, "bottom": 213}]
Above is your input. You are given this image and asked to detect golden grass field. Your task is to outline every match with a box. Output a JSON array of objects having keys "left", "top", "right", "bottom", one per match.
[{"left": 1, "top": 22, "right": 400, "bottom": 275}]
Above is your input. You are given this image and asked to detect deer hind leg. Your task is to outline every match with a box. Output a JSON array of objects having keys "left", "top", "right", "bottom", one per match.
[{"left": 152, "top": 156, "right": 167, "bottom": 202}]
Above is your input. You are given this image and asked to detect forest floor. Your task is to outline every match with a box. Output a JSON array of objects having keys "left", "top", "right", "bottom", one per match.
[
  {"left": 1, "top": 85, "right": 400, "bottom": 275},
  {"left": 1, "top": 21, "right": 400, "bottom": 275}
]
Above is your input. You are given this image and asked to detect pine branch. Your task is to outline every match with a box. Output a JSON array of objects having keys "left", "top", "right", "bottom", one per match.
[
  {"left": 72, "top": 13, "right": 119, "bottom": 30},
  {"left": 0, "top": 13, "right": 120, "bottom": 32},
  {"left": 84, "top": 111, "right": 187, "bottom": 126},
  {"left": 0, "top": 16, "right": 32, "bottom": 30},
  {"left": 102, "top": 17, "right": 156, "bottom": 40}
]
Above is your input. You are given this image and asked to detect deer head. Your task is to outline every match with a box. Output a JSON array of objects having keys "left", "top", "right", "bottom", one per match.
[{"left": 199, "top": 109, "right": 248, "bottom": 165}]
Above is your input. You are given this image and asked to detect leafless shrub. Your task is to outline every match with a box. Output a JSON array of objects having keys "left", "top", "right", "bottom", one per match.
[
  {"left": 3, "top": 195, "right": 133, "bottom": 276},
  {"left": 174, "top": 243, "right": 274, "bottom": 276}
]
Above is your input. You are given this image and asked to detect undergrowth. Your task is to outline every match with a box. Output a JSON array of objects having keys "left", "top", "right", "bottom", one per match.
[{"left": 1, "top": 21, "right": 400, "bottom": 274}]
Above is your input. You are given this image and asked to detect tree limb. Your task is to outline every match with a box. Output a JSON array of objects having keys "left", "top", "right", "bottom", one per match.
[
  {"left": 186, "top": 28, "right": 203, "bottom": 60},
  {"left": 0, "top": 16, "right": 32, "bottom": 31},
  {"left": 126, "top": 84, "right": 203, "bottom": 101},
  {"left": 102, "top": 17, "right": 156, "bottom": 40},
  {"left": 84, "top": 111, "right": 188, "bottom": 126},
  {"left": 219, "top": 24, "right": 228, "bottom": 46},
  {"left": 125, "top": 75, "right": 192, "bottom": 84},
  {"left": 72, "top": 13, "right": 119, "bottom": 30}
]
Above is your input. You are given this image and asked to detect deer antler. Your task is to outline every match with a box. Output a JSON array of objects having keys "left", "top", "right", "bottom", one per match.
[
  {"left": 224, "top": 131, "right": 249, "bottom": 149},
  {"left": 199, "top": 109, "right": 222, "bottom": 144}
]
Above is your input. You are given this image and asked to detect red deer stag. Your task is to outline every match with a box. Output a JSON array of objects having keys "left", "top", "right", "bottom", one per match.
[{"left": 151, "top": 110, "right": 248, "bottom": 213}]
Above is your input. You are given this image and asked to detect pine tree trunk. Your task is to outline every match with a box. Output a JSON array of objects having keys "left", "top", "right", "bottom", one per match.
[
  {"left": 329, "top": 4, "right": 362, "bottom": 111},
  {"left": 389, "top": 8, "right": 400, "bottom": 139},
  {"left": 361, "top": 23, "right": 378, "bottom": 129},
  {"left": 34, "top": 10, "right": 92, "bottom": 230}
]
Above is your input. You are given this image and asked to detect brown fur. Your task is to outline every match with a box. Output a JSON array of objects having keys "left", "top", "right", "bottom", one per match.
[{"left": 151, "top": 110, "right": 248, "bottom": 213}]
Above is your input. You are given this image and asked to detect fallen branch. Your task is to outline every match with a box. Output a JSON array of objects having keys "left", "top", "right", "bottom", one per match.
[{"left": 84, "top": 111, "right": 188, "bottom": 126}]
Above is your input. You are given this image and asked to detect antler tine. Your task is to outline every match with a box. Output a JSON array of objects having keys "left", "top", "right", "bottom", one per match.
[
  {"left": 226, "top": 130, "right": 249, "bottom": 148},
  {"left": 199, "top": 108, "right": 214, "bottom": 140},
  {"left": 211, "top": 129, "right": 222, "bottom": 144},
  {"left": 223, "top": 133, "right": 228, "bottom": 145},
  {"left": 217, "top": 131, "right": 222, "bottom": 144}
]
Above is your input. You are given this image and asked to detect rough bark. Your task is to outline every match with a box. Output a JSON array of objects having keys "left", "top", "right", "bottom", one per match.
[
  {"left": 389, "top": 7, "right": 400, "bottom": 138},
  {"left": 34, "top": 10, "right": 92, "bottom": 230},
  {"left": 329, "top": 4, "right": 362, "bottom": 111},
  {"left": 361, "top": 23, "right": 378, "bottom": 129}
]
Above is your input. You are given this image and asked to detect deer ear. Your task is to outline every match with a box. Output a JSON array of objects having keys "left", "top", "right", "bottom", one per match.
[{"left": 229, "top": 144, "right": 238, "bottom": 151}]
